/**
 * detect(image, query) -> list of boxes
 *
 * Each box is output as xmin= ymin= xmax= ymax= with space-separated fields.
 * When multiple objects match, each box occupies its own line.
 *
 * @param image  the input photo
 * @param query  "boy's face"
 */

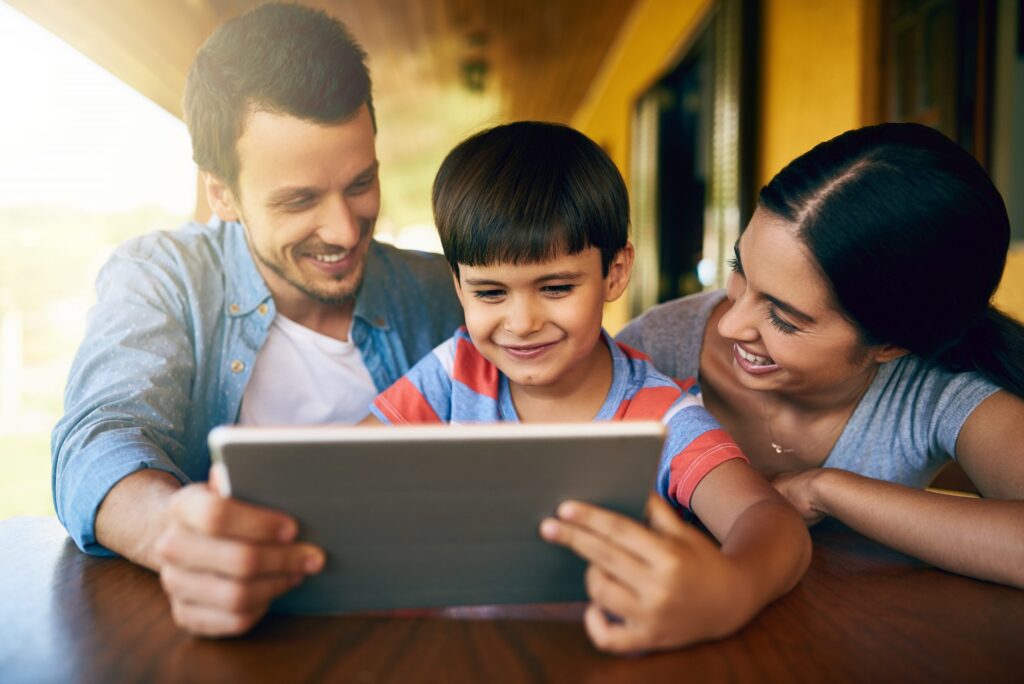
xmin=454 ymin=245 xmax=632 ymax=394
xmin=205 ymin=105 xmax=380 ymax=311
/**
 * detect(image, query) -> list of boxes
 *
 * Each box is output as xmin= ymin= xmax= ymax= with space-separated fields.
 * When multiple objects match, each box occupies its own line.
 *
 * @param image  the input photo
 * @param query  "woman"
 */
xmin=615 ymin=122 xmax=1024 ymax=588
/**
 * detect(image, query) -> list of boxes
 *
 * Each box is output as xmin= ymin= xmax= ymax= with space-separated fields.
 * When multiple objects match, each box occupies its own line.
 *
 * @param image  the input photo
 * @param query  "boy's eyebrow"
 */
xmin=462 ymin=271 xmax=586 ymax=287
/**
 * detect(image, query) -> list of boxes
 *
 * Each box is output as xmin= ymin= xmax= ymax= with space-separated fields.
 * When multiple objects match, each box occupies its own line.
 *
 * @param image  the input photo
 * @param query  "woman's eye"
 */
xmin=727 ymin=257 xmax=744 ymax=275
xmin=472 ymin=289 xmax=505 ymax=301
xmin=542 ymin=284 xmax=575 ymax=297
xmin=767 ymin=306 xmax=798 ymax=334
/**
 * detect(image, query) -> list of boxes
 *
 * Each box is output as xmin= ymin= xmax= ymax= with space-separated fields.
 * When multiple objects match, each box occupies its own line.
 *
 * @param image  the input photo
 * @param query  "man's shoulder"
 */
xmin=112 ymin=219 xmax=235 ymax=269
xmin=369 ymin=241 xmax=451 ymax=285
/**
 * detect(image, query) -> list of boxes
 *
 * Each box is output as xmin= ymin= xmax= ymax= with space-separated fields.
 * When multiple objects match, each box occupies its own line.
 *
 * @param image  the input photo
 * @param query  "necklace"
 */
xmin=761 ymin=394 xmax=847 ymax=456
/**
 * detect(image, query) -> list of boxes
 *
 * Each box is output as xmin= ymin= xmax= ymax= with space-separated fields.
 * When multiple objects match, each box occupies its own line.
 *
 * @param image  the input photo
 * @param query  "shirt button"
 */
xmin=258 ymin=303 xmax=269 ymax=315
xmin=229 ymin=303 xmax=240 ymax=314
xmin=230 ymin=359 xmax=245 ymax=373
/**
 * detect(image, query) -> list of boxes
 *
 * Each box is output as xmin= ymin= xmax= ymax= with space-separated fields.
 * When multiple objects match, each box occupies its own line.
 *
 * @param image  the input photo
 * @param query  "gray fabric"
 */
xmin=617 ymin=290 xmax=1002 ymax=488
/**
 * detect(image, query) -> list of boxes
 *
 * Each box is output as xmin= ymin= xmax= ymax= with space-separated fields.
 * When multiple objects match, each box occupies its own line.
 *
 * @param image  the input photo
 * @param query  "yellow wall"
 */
xmin=577 ymin=0 xmax=1024 ymax=325
xmin=758 ymin=0 xmax=868 ymax=183
xmin=573 ymin=0 xmax=712 ymax=331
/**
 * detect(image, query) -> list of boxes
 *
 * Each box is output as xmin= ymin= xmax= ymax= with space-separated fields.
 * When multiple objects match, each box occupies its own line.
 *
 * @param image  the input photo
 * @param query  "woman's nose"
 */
xmin=717 ymin=274 xmax=759 ymax=342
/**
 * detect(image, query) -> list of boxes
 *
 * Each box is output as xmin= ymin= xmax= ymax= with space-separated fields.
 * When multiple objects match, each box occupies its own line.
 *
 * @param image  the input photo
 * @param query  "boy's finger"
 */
xmin=584 ymin=564 xmax=640 ymax=616
xmin=555 ymin=499 xmax=667 ymax=560
xmin=583 ymin=603 xmax=646 ymax=655
xmin=540 ymin=517 xmax=647 ymax=582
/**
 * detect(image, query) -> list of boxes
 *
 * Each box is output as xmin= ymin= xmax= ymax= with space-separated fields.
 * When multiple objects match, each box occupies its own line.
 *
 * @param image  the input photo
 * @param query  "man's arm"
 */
xmin=97 ymin=467 xmax=325 ymax=635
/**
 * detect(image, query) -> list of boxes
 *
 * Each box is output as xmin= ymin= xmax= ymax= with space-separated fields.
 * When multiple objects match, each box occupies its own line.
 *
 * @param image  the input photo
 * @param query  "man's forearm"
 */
xmin=94 ymin=469 xmax=182 ymax=571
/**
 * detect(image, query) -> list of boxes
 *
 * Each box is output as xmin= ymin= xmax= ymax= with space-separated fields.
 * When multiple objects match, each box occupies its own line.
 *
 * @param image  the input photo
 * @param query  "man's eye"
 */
xmin=542 ymin=284 xmax=575 ymax=296
xmin=472 ymin=289 xmax=505 ymax=301
xmin=282 ymin=196 xmax=314 ymax=210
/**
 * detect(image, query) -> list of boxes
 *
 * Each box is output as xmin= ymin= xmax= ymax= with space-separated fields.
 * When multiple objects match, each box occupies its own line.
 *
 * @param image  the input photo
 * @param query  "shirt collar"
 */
xmin=221 ymin=218 xmax=272 ymax=316
xmin=351 ymin=241 xmax=392 ymax=331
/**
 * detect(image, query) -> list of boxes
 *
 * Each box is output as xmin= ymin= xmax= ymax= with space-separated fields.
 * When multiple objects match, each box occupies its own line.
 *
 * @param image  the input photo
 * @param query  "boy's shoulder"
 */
xmin=610 ymin=338 xmax=704 ymax=423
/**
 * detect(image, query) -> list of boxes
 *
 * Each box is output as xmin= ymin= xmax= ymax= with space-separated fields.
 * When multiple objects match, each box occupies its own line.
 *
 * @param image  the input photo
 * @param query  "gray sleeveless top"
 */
xmin=616 ymin=290 xmax=1001 ymax=488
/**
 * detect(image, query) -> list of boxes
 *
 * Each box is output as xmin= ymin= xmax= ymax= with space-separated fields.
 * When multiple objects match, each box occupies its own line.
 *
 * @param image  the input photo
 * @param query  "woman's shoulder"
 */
xmin=616 ymin=290 xmax=726 ymax=379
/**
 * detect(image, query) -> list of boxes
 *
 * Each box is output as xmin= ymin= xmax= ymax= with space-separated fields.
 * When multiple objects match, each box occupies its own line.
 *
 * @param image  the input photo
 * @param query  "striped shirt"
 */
xmin=371 ymin=327 xmax=747 ymax=510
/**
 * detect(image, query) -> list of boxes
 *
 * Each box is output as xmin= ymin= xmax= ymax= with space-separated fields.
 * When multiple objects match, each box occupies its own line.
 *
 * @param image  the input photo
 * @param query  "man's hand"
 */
xmin=540 ymin=494 xmax=749 ymax=654
xmin=153 ymin=466 xmax=325 ymax=636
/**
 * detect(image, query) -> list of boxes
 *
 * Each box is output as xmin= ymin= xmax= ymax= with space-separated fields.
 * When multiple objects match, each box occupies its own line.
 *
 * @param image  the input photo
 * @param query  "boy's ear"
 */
xmin=604 ymin=242 xmax=634 ymax=303
xmin=203 ymin=171 xmax=241 ymax=222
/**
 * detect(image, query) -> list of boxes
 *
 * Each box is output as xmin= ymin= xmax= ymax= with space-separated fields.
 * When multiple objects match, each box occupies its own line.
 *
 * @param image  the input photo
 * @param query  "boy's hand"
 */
xmin=771 ymin=469 xmax=829 ymax=526
xmin=540 ymin=494 xmax=748 ymax=654
xmin=154 ymin=466 xmax=325 ymax=636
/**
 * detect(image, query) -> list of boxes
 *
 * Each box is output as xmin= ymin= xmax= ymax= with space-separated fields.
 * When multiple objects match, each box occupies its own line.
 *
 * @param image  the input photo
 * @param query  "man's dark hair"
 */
xmin=432 ymin=121 xmax=629 ymax=278
xmin=183 ymin=3 xmax=374 ymax=188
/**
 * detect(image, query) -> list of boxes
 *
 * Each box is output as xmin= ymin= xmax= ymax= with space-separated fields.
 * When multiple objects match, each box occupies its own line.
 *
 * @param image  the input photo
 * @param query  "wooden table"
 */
xmin=1 ymin=516 xmax=1022 ymax=683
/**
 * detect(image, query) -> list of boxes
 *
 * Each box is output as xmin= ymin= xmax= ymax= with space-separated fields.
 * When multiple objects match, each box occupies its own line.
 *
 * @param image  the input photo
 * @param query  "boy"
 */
xmin=367 ymin=122 xmax=811 ymax=653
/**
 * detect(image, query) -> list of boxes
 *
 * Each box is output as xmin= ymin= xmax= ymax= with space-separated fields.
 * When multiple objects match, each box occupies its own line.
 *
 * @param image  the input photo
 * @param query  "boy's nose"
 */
xmin=503 ymin=299 xmax=543 ymax=338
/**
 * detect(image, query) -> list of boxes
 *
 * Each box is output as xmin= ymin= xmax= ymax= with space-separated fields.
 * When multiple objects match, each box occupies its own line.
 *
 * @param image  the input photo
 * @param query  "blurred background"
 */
xmin=2 ymin=0 xmax=1022 ymax=519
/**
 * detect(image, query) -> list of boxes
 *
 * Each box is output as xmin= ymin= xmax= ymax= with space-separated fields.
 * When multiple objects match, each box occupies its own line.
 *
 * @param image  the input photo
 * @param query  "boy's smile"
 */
xmin=455 ymin=245 xmax=633 ymax=418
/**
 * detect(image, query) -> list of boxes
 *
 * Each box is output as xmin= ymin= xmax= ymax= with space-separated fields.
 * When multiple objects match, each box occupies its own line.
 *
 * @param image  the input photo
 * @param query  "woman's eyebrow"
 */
xmin=735 ymin=237 xmax=817 ymax=324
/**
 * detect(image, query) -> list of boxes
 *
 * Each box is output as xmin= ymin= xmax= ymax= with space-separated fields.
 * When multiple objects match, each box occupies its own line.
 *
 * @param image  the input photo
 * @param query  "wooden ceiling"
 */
xmin=6 ymin=0 xmax=638 ymax=225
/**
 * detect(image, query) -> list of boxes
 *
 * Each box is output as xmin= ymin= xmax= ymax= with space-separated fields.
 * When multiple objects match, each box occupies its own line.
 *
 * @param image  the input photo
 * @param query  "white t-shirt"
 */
xmin=238 ymin=313 xmax=378 ymax=425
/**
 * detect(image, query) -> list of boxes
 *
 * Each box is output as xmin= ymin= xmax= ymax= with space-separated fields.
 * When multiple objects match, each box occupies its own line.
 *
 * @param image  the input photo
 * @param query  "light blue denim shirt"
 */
xmin=52 ymin=218 xmax=463 ymax=555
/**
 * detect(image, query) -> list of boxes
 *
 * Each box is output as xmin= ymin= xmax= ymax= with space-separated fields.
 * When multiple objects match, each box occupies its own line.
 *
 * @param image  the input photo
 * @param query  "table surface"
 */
xmin=1 ymin=516 xmax=1022 ymax=684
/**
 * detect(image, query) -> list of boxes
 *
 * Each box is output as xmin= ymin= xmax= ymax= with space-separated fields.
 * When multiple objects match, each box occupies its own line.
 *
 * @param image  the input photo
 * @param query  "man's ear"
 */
xmin=451 ymin=271 xmax=464 ymax=307
xmin=604 ymin=242 xmax=635 ymax=303
xmin=203 ymin=171 xmax=241 ymax=222
xmin=871 ymin=344 xmax=910 ymax=364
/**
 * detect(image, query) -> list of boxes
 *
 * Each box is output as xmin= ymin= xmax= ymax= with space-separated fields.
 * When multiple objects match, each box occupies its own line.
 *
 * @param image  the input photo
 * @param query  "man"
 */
xmin=51 ymin=3 xmax=462 ymax=636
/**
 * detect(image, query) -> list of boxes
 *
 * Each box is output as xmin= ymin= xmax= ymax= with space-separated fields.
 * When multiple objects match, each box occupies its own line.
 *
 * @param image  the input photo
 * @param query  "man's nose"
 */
xmin=316 ymin=195 xmax=362 ymax=248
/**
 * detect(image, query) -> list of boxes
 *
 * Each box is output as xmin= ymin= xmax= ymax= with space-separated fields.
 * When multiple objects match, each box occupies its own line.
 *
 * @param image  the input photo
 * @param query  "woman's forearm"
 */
xmin=812 ymin=469 xmax=1024 ymax=588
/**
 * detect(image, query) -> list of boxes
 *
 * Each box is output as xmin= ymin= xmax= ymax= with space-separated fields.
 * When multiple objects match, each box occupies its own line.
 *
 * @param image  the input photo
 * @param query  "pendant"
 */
xmin=771 ymin=441 xmax=794 ymax=454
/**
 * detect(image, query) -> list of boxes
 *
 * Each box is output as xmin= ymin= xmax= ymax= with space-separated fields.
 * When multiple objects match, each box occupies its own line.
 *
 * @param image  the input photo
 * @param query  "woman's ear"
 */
xmin=871 ymin=344 xmax=910 ymax=364
xmin=604 ymin=242 xmax=635 ymax=303
xmin=203 ymin=172 xmax=241 ymax=222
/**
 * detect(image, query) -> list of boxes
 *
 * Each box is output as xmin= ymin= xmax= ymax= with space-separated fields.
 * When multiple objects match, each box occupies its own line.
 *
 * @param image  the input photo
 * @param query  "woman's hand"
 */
xmin=771 ymin=469 xmax=830 ymax=526
xmin=540 ymin=493 xmax=750 ymax=654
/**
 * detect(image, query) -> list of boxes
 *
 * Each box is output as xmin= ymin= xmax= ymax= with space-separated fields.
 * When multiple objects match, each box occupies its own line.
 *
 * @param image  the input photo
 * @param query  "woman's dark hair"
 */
xmin=759 ymin=122 xmax=1024 ymax=396
xmin=184 ymin=3 xmax=374 ymax=189
xmin=432 ymin=121 xmax=629 ymax=277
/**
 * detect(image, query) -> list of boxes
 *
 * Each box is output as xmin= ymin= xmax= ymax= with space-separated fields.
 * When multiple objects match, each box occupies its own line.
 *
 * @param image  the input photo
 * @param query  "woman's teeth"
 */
xmin=737 ymin=345 xmax=774 ymax=366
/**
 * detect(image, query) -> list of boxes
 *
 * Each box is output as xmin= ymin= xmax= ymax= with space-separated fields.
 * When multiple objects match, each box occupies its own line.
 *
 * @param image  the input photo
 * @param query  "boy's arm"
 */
xmin=540 ymin=460 xmax=810 ymax=653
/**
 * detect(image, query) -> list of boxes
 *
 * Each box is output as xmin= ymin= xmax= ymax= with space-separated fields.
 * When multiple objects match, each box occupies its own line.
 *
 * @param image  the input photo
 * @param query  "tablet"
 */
xmin=208 ymin=422 xmax=665 ymax=614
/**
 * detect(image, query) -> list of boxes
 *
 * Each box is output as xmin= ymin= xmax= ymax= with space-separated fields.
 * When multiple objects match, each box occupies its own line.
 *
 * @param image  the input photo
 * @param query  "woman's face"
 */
xmin=717 ymin=207 xmax=889 ymax=397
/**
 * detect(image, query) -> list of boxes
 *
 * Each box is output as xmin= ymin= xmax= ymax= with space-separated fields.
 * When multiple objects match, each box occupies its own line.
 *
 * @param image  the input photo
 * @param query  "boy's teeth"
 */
xmin=314 ymin=253 xmax=344 ymax=263
xmin=737 ymin=345 xmax=773 ymax=366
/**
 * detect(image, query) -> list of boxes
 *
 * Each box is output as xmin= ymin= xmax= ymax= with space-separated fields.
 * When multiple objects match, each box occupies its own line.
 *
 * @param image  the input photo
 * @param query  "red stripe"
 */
xmin=675 ymin=376 xmax=697 ymax=392
xmin=670 ymin=428 xmax=748 ymax=508
xmin=372 ymin=377 xmax=442 ymax=425
xmin=615 ymin=386 xmax=682 ymax=420
xmin=452 ymin=336 xmax=500 ymax=400
xmin=615 ymin=342 xmax=652 ymax=362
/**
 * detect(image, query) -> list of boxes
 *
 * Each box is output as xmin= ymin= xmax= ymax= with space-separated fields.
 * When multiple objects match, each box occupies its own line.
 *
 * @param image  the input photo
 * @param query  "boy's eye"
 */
xmin=472 ymin=289 xmax=505 ymax=301
xmin=541 ymin=284 xmax=575 ymax=297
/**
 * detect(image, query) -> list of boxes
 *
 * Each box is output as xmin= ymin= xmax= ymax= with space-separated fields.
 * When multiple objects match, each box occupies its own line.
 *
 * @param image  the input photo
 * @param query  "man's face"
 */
xmin=216 ymin=105 xmax=380 ymax=308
